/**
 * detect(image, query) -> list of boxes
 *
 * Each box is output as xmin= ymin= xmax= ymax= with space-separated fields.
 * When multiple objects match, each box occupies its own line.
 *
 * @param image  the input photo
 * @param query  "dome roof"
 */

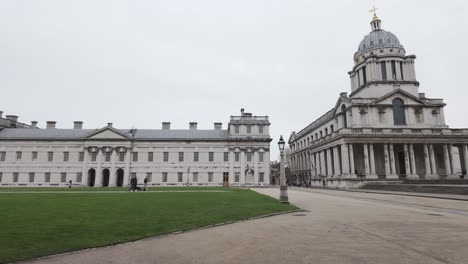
xmin=358 ymin=29 xmax=404 ymax=53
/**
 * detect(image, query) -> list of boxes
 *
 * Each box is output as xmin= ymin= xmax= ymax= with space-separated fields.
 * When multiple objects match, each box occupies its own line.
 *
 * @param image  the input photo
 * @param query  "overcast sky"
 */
xmin=1 ymin=0 xmax=467 ymax=160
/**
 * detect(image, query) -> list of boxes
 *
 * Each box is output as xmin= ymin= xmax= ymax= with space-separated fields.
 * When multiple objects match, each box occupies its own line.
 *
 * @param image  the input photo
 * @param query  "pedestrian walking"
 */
xmin=144 ymin=176 xmax=148 ymax=191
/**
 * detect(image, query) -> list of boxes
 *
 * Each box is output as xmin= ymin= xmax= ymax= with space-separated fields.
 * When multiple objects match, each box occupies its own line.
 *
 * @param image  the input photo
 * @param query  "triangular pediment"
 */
xmin=332 ymin=94 xmax=353 ymax=115
xmin=372 ymin=89 xmax=427 ymax=106
xmin=86 ymin=127 xmax=132 ymax=140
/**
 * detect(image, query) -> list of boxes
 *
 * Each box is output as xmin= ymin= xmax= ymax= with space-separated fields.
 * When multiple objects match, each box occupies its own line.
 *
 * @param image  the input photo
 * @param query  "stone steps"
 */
xmin=360 ymin=183 xmax=468 ymax=195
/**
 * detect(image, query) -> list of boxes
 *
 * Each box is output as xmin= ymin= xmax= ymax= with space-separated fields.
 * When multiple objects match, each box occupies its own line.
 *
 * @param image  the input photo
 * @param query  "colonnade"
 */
xmin=291 ymin=143 xmax=467 ymax=180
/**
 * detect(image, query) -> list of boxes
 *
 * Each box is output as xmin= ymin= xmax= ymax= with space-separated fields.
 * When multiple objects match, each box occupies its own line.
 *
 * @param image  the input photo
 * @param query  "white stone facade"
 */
xmin=0 ymin=109 xmax=271 ymax=187
xmin=288 ymin=14 xmax=468 ymax=187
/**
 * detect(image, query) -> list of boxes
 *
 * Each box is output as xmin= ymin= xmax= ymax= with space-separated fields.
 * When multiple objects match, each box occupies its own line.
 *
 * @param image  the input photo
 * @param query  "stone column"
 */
xmin=253 ymin=151 xmax=259 ymax=184
xmin=384 ymin=144 xmax=391 ymax=177
xmin=464 ymin=145 xmax=468 ymax=176
xmin=341 ymin=144 xmax=350 ymax=177
xmin=95 ymin=148 xmax=103 ymax=187
xmin=109 ymin=149 xmax=117 ymax=187
xmin=443 ymin=145 xmax=451 ymax=177
xmin=395 ymin=61 xmax=402 ymax=80
xmin=320 ymin=151 xmax=326 ymax=176
xmin=349 ymin=144 xmax=355 ymax=177
xmin=368 ymin=144 xmax=377 ymax=179
xmin=123 ymin=149 xmax=131 ymax=186
xmin=403 ymin=144 xmax=411 ymax=177
xmin=326 ymin=148 xmax=333 ymax=177
xmin=229 ymin=151 xmax=234 ymax=185
xmin=449 ymin=145 xmax=462 ymax=179
xmin=264 ymin=151 xmax=270 ymax=185
xmin=423 ymin=144 xmax=433 ymax=179
xmin=363 ymin=144 xmax=370 ymax=176
xmin=389 ymin=144 xmax=397 ymax=176
xmin=429 ymin=144 xmax=438 ymax=178
xmin=333 ymin=147 xmax=341 ymax=176
xmin=386 ymin=61 xmax=393 ymax=80
xmin=240 ymin=151 xmax=246 ymax=185
xmin=82 ymin=148 xmax=89 ymax=186
xmin=408 ymin=144 xmax=418 ymax=179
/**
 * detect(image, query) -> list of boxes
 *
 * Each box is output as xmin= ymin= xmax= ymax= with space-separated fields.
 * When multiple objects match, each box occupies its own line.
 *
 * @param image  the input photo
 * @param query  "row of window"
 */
xmin=0 ymin=172 xmax=81 ymax=183
xmin=0 ymin=151 xmax=84 ymax=162
xmin=0 ymin=172 xmax=266 ymax=183
xmin=129 ymin=172 xmax=265 ymax=183
xmin=233 ymin=125 xmax=265 ymax=134
xmin=294 ymin=124 xmax=335 ymax=151
xmin=0 ymin=151 xmax=266 ymax=163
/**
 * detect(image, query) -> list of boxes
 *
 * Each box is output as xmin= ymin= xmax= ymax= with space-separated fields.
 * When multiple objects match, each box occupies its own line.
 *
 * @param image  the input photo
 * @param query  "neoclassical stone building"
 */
xmin=289 ymin=13 xmax=468 ymax=188
xmin=0 ymin=109 xmax=271 ymax=187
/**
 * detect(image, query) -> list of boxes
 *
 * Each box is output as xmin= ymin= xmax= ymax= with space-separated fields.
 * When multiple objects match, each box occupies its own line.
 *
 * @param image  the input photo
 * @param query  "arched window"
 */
xmin=341 ymin=105 xmax=347 ymax=128
xmin=392 ymin=98 xmax=406 ymax=125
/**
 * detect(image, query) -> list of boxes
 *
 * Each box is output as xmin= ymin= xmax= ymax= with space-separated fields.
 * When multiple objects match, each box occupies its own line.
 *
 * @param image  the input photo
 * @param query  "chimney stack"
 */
xmin=189 ymin=122 xmax=198 ymax=130
xmin=0 ymin=111 xmax=3 ymax=118
xmin=6 ymin=115 xmax=18 ymax=123
xmin=162 ymin=122 xmax=171 ymax=130
xmin=107 ymin=122 xmax=113 ymax=128
xmin=214 ymin=122 xmax=222 ymax=130
xmin=46 ymin=121 xmax=56 ymax=129
xmin=241 ymin=108 xmax=245 ymax=116
xmin=31 ymin=121 xmax=38 ymax=128
xmin=73 ymin=121 xmax=83 ymax=129
xmin=419 ymin=93 xmax=426 ymax=99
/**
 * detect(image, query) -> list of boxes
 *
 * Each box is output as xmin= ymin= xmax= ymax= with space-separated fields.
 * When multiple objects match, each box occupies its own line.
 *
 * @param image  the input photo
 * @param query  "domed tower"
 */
xmin=348 ymin=12 xmax=419 ymax=98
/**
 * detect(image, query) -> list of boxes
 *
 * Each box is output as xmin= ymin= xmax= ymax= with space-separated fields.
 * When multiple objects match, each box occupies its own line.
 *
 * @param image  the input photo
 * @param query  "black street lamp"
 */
xmin=278 ymin=136 xmax=289 ymax=203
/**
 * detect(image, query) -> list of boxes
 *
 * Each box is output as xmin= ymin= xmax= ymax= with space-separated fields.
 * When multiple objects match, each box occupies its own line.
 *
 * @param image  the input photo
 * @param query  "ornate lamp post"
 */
xmin=278 ymin=136 xmax=289 ymax=203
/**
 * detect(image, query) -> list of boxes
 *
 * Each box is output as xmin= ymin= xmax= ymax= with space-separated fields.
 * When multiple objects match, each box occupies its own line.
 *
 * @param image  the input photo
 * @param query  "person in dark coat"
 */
xmin=130 ymin=177 xmax=137 ymax=191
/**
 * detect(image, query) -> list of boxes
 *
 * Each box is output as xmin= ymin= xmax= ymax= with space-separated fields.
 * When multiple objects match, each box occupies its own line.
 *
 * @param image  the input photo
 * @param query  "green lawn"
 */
xmin=0 ymin=188 xmax=296 ymax=263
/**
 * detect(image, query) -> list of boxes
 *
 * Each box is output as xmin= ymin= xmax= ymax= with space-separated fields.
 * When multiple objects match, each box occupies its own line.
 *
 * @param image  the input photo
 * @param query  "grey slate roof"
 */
xmin=0 ymin=129 xmax=94 ymax=139
xmin=134 ymin=129 xmax=229 ymax=140
xmin=358 ymin=29 xmax=404 ymax=53
xmin=0 ymin=128 xmax=229 ymax=140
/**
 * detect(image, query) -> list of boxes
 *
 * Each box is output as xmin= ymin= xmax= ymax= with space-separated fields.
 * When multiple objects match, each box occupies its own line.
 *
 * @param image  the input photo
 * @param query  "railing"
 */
xmin=230 ymin=115 xmax=269 ymax=121
xmin=339 ymin=128 xmax=468 ymax=135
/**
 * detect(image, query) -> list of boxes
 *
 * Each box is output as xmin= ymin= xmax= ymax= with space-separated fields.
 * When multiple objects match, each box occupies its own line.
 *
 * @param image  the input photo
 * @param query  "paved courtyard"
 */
xmin=24 ymin=188 xmax=468 ymax=264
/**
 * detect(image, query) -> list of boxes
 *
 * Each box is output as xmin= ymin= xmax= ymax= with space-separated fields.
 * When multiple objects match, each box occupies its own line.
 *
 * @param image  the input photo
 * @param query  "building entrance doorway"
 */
xmin=102 ymin=169 xmax=110 ymax=187
xmin=88 ymin=169 xmax=96 ymax=187
xmin=223 ymin=172 xmax=229 ymax=187
xmin=116 ymin=169 xmax=124 ymax=187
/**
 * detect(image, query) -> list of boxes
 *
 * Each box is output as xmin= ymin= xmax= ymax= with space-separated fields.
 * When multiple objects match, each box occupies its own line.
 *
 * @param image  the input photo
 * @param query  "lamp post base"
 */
xmin=279 ymin=185 xmax=289 ymax=203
